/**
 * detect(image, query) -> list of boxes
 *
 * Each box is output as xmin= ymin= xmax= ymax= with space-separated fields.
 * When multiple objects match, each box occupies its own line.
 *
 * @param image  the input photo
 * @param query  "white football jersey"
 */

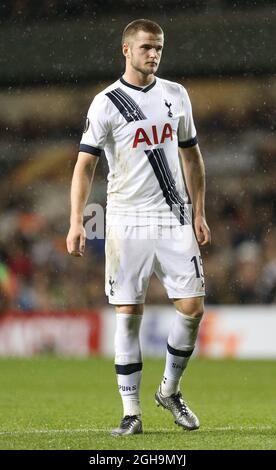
xmin=80 ymin=76 xmax=197 ymax=226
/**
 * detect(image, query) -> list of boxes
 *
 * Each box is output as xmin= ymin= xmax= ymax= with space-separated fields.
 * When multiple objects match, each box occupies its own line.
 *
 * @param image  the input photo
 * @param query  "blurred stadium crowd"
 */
xmin=0 ymin=76 xmax=275 ymax=313
xmin=2 ymin=0 xmax=273 ymax=21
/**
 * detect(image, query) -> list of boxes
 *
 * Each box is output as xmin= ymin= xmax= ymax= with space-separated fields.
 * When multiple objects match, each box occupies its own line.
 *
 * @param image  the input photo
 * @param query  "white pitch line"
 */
xmin=0 ymin=425 xmax=273 ymax=436
xmin=0 ymin=428 xmax=107 ymax=436
xmin=203 ymin=425 xmax=273 ymax=431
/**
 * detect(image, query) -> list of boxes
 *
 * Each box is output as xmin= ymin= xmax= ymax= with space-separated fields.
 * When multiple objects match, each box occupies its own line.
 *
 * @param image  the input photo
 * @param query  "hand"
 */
xmin=66 ymin=223 xmax=86 ymax=257
xmin=194 ymin=215 xmax=211 ymax=246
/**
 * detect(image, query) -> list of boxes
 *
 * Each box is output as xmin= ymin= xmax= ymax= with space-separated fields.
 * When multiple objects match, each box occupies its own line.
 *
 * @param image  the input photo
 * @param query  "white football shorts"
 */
xmin=105 ymin=225 xmax=205 ymax=304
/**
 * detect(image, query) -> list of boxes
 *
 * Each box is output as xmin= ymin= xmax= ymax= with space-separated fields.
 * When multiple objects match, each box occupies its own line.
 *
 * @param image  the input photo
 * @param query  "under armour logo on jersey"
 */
xmin=109 ymin=277 xmax=115 ymax=296
xmin=106 ymin=88 xmax=147 ymax=122
xmin=126 ymin=109 xmax=139 ymax=119
xmin=164 ymin=99 xmax=173 ymax=117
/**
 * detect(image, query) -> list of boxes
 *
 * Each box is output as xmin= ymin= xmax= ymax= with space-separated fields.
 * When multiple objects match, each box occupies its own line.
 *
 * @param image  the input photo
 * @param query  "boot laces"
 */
xmin=171 ymin=392 xmax=189 ymax=416
xmin=120 ymin=415 xmax=139 ymax=429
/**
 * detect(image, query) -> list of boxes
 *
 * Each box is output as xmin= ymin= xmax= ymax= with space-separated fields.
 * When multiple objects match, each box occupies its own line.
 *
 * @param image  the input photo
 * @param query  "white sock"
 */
xmin=161 ymin=310 xmax=202 ymax=397
xmin=114 ymin=313 xmax=143 ymax=416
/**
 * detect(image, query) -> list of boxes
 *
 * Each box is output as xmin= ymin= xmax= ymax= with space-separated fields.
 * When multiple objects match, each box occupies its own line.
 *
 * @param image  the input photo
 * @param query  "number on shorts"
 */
xmin=191 ymin=255 xmax=201 ymax=278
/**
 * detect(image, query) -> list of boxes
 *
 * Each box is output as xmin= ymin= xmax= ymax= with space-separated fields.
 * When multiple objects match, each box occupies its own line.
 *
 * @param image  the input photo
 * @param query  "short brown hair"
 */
xmin=122 ymin=19 xmax=163 ymax=46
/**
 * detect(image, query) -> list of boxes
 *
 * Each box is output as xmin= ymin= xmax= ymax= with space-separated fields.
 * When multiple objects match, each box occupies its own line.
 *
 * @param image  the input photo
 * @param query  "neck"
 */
xmin=122 ymin=69 xmax=155 ymax=88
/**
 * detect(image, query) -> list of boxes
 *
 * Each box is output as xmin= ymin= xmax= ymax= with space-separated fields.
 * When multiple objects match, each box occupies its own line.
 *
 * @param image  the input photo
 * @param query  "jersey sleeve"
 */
xmin=79 ymin=94 xmax=110 ymax=156
xmin=177 ymin=86 xmax=198 ymax=148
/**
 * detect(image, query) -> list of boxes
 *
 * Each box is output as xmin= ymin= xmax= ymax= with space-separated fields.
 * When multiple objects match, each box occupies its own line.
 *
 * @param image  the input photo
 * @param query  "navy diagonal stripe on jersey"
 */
xmin=153 ymin=148 xmax=189 ymax=224
xmin=145 ymin=149 xmax=187 ymax=224
xmin=155 ymin=147 xmax=192 ymax=213
xmin=115 ymin=88 xmax=146 ymax=120
xmin=168 ymin=146 xmax=192 ymax=204
xmin=145 ymin=149 xmax=191 ymax=225
xmin=105 ymin=91 xmax=133 ymax=122
xmin=112 ymin=88 xmax=145 ymax=121
xmin=155 ymin=148 xmax=185 ymax=207
xmin=106 ymin=88 xmax=146 ymax=122
xmin=156 ymin=154 xmax=186 ymax=218
xmin=156 ymin=147 xmax=192 ymax=217
xmin=148 ymin=152 xmax=185 ymax=225
xmin=156 ymin=149 xmax=191 ymax=223
xmin=145 ymin=149 xmax=184 ymax=224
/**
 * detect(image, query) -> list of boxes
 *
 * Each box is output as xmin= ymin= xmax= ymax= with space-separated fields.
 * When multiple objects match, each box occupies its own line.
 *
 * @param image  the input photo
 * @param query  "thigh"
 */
xmin=155 ymin=225 xmax=205 ymax=299
xmin=105 ymin=226 xmax=155 ymax=304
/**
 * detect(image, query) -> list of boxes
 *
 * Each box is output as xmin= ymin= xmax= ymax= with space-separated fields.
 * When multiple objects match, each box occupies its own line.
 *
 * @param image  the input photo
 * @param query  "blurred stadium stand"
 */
xmin=0 ymin=1 xmax=275 ymax=313
xmin=1 ymin=1 xmax=276 ymax=84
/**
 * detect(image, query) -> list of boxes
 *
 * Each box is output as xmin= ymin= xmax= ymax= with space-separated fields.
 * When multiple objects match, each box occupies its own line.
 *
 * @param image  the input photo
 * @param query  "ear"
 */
xmin=122 ymin=42 xmax=130 ymax=58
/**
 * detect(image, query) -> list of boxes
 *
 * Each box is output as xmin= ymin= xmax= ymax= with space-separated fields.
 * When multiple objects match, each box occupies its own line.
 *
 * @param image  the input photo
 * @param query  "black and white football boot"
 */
xmin=155 ymin=386 xmax=199 ymax=430
xmin=111 ymin=415 xmax=143 ymax=436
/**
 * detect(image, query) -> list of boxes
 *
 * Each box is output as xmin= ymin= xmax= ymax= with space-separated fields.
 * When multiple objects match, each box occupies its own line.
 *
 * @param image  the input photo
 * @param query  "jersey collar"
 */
xmin=120 ymin=76 xmax=156 ymax=93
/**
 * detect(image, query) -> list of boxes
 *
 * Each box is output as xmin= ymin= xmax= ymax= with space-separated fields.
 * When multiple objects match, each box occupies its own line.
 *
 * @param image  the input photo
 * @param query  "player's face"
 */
xmin=127 ymin=31 xmax=164 ymax=76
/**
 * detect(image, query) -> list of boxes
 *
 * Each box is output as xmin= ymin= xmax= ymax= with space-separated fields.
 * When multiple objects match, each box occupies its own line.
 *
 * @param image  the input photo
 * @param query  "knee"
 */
xmin=174 ymin=297 xmax=204 ymax=318
xmin=115 ymin=304 xmax=144 ymax=315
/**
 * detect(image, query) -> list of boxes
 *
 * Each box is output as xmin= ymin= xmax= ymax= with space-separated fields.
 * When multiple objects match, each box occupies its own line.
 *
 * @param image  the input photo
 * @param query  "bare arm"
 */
xmin=179 ymin=144 xmax=211 ymax=246
xmin=66 ymin=152 xmax=98 ymax=256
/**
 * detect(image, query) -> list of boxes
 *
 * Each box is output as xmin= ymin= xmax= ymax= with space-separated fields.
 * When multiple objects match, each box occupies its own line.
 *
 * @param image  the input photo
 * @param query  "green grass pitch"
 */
xmin=0 ymin=357 xmax=275 ymax=450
